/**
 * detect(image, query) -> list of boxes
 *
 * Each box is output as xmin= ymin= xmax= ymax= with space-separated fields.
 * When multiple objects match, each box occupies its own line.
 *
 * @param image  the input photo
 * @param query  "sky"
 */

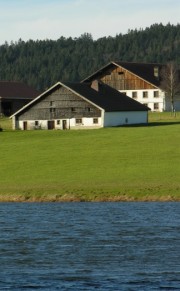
xmin=0 ymin=0 xmax=179 ymax=45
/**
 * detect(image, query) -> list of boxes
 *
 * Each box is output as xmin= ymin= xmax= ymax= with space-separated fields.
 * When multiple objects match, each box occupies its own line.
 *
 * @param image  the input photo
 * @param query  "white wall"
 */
xmin=17 ymin=117 xmax=103 ymax=130
xmin=120 ymin=90 xmax=180 ymax=112
xmin=103 ymin=111 xmax=148 ymax=127
xmin=120 ymin=89 xmax=165 ymax=112
xmin=69 ymin=117 xmax=102 ymax=129
xmin=15 ymin=110 xmax=149 ymax=130
xmin=18 ymin=120 xmax=48 ymax=130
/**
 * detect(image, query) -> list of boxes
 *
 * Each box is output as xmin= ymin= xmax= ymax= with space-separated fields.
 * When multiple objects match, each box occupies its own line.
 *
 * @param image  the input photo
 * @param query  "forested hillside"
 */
xmin=0 ymin=23 xmax=179 ymax=91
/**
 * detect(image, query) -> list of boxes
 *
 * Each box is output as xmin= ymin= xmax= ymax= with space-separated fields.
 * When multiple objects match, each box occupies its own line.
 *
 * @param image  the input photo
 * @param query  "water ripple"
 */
xmin=0 ymin=202 xmax=179 ymax=290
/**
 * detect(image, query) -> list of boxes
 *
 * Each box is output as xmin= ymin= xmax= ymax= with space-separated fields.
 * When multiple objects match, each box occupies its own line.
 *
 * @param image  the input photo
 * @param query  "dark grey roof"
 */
xmin=11 ymin=80 xmax=149 ymax=117
xmin=0 ymin=81 xmax=39 ymax=99
xmin=64 ymin=81 xmax=149 ymax=112
xmin=82 ymin=61 xmax=165 ymax=87
xmin=115 ymin=61 xmax=164 ymax=87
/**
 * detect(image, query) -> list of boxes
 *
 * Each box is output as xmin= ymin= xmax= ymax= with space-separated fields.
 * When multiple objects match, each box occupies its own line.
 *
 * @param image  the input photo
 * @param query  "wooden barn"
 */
xmin=82 ymin=61 xmax=180 ymax=112
xmin=0 ymin=81 xmax=39 ymax=116
xmin=11 ymin=80 xmax=149 ymax=130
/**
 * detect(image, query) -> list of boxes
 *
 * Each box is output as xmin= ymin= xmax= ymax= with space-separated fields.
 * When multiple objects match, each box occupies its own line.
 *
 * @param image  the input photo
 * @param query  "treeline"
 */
xmin=0 ymin=23 xmax=179 ymax=91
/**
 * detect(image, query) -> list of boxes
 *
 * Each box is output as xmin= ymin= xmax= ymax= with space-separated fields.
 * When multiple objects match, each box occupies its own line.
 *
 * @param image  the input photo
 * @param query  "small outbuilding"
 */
xmin=0 ymin=81 xmax=39 ymax=116
xmin=11 ymin=80 xmax=149 ymax=130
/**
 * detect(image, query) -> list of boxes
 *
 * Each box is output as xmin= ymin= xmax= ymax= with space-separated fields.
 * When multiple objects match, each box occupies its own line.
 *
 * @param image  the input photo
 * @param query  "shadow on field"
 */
xmin=120 ymin=121 xmax=180 ymax=128
xmin=148 ymin=121 xmax=180 ymax=127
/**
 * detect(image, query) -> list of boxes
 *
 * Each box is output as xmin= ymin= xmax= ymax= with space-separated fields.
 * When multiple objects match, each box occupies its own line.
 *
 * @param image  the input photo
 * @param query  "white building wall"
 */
xmin=17 ymin=117 xmax=103 ymax=130
xmin=69 ymin=117 xmax=103 ymax=129
xmin=18 ymin=120 xmax=48 ymax=130
xmin=12 ymin=116 xmax=16 ymax=130
xmin=15 ymin=111 xmax=148 ymax=130
xmin=120 ymin=89 xmax=165 ymax=112
xmin=104 ymin=111 xmax=148 ymax=127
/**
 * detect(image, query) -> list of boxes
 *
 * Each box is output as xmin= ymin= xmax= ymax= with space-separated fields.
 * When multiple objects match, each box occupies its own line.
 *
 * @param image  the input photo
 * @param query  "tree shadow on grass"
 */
xmin=148 ymin=121 xmax=180 ymax=127
xmin=120 ymin=121 xmax=180 ymax=128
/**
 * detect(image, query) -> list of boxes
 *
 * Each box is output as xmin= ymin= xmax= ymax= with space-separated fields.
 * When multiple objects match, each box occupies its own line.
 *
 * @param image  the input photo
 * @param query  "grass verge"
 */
xmin=0 ymin=113 xmax=180 ymax=202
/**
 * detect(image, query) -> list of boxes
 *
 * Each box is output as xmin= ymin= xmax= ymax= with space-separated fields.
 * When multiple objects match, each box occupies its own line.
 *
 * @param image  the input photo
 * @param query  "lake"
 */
xmin=0 ymin=202 xmax=179 ymax=290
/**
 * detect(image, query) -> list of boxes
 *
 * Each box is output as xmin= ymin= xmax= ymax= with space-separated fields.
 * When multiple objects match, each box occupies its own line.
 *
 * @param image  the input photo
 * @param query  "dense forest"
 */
xmin=0 ymin=23 xmax=179 ymax=91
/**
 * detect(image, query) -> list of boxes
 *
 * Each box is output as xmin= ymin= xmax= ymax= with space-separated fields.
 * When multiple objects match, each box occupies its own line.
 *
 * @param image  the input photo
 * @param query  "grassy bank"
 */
xmin=0 ymin=113 xmax=180 ymax=202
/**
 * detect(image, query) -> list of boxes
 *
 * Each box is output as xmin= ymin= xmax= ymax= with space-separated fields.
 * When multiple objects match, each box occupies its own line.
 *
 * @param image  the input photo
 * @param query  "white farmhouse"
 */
xmin=82 ymin=61 xmax=180 ymax=112
xmin=11 ymin=80 xmax=149 ymax=130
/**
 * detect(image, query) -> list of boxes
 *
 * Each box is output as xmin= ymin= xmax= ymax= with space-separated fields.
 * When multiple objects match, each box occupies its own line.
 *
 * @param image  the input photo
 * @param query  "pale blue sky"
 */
xmin=0 ymin=0 xmax=179 ymax=44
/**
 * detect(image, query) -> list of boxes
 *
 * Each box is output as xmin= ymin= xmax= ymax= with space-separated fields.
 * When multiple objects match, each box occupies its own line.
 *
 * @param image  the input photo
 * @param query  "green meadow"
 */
xmin=0 ymin=113 xmax=180 ymax=202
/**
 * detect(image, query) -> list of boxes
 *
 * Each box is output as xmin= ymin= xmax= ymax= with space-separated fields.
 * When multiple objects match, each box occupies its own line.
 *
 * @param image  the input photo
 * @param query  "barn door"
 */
xmin=23 ymin=121 xmax=27 ymax=130
xmin=62 ymin=120 xmax=67 ymax=130
xmin=48 ymin=120 xmax=55 ymax=130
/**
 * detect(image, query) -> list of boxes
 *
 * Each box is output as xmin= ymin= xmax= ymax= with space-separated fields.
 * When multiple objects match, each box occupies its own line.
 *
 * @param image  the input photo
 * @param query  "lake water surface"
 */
xmin=0 ymin=202 xmax=179 ymax=290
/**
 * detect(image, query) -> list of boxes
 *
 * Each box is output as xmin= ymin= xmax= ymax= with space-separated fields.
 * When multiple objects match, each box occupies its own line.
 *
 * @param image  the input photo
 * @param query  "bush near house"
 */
xmin=0 ymin=117 xmax=11 ymax=131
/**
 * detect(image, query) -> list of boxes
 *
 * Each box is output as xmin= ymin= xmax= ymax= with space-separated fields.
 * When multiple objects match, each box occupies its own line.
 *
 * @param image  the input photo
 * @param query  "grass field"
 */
xmin=0 ymin=113 xmax=180 ymax=201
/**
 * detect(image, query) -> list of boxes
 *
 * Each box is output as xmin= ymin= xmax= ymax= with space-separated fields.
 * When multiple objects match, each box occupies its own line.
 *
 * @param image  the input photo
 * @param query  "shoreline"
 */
xmin=0 ymin=194 xmax=179 ymax=202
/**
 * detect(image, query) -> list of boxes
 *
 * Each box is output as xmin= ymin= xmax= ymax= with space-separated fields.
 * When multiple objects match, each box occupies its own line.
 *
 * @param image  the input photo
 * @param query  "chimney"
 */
xmin=91 ymin=80 xmax=99 ymax=91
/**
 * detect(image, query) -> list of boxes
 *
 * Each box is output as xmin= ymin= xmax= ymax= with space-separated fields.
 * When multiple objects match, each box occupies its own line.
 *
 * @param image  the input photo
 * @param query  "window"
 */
xmin=132 ymin=91 xmax=137 ymax=98
xmin=50 ymin=101 xmax=54 ymax=106
xmin=87 ymin=107 xmax=93 ymax=112
xmin=143 ymin=103 xmax=148 ymax=107
xmin=153 ymin=91 xmax=159 ymax=98
xmin=93 ymin=118 xmax=98 ymax=124
xmin=35 ymin=121 xmax=39 ymax=126
xmin=57 ymin=120 xmax=60 ymax=125
xmin=50 ymin=108 xmax=55 ymax=113
xmin=154 ymin=66 xmax=159 ymax=78
xmin=76 ymin=118 xmax=82 ymax=124
xmin=143 ymin=91 xmax=148 ymax=98
xmin=71 ymin=107 xmax=76 ymax=112
xmin=154 ymin=103 xmax=159 ymax=110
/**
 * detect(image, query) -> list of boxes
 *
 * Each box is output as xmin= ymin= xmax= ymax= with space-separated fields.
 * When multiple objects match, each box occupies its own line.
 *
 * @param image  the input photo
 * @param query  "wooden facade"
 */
xmin=100 ymin=66 xmax=156 ymax=90
xmin=18 ymin=86 xmax=101 ymax=122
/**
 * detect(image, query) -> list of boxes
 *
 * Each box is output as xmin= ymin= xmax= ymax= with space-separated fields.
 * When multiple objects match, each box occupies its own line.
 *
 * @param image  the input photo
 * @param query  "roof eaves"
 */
xmin=82 ymin=60 xmax=160 ymax=88
xmin=10 ymin=81 xmax=104 ymax=118
xmin=112 ymin=61 xmax=160 ymax=88
xmin=10 ymin=82 xmax=62 ymax=118
xmin=81 ymin=61 xmax=114 ymax=82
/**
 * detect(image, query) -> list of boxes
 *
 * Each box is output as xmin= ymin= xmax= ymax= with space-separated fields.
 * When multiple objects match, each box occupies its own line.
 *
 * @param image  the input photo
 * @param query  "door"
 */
xmin=23 ymin=121 xmax=27 ymax=130
xmin=62 ymin=120 xmax=67 ymax=130
xmin=48 ymin=120 xmax=55 ymax=130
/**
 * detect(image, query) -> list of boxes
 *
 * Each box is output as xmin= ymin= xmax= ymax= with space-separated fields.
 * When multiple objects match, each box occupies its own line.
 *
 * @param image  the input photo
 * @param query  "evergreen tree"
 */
xmin=0 ymin=23 xmax=179 ymax=90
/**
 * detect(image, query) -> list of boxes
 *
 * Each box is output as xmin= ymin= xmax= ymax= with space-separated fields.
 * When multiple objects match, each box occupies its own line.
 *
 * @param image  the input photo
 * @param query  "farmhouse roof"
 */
xmin=11 ymin=81 xmax=149 ymax=118
xmin=64 ymin=81 xmax=149 ymax=112
xmin=0 ymin=81 xmax=39 ymax=99
xmin=82 ymin=61 xmax=165 ymax=88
